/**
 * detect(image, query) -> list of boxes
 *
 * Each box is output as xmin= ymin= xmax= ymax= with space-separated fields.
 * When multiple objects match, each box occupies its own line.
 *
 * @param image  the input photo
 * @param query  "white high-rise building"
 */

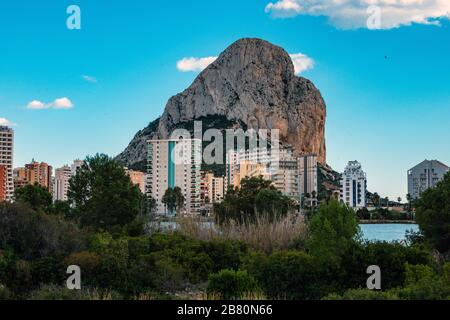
xmin=408 ymin=160 xmax=449 ymax=199
xmin=298 ymin=154 xmax=318 ymax=207
xmin=147 ymin=139 xmax=202 ymax=215
xmin=340 ymin=161 xmax=367 ymax=209
xmin=53 ymin=165 xmax=71 ymax=201
xmin=0 ymin=126 xmax=14 ymax=202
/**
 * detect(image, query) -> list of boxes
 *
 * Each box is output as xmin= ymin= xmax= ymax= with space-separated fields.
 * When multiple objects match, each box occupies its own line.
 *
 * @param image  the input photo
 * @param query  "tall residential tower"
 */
xmin=340 ymin=161 xmax=367 ymax=209
xmin=0 ymin=126 xmax=14 ymax=202
xmin=147 ymin=139 xmax=201 ymax=215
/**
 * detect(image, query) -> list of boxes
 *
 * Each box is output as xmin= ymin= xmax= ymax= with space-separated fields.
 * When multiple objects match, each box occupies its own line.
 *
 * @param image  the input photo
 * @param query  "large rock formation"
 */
xmin=117 ymin=38 xmax=327 ymax=167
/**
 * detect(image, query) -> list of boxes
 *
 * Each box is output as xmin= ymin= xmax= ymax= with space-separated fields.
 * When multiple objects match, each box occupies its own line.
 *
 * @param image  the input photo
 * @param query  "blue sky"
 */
xmin=1 ymin=0 xmax=449 ymax=200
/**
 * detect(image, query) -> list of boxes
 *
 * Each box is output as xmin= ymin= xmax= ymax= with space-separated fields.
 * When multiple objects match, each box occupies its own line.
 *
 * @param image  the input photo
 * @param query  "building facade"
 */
xmin=340 ymin=161 xmax=367 ymax=209
xmin=147 ymin=139 xmax=201 ymax=215
xmin=203 ymin=172 xmax=225 ymax=204
xmin=0 ymin=126 xmax=14 ymax=202
xmin=225 ymin=147 xmax=300 ymax=199
xmin=13 ymin=167 xmax=28 ymax=191
xmin=53 ymin=165 xmax=72 ymax=201
xmin=24 ymin=161 xmax=53 ymax=191
xmin=125 ymin=168 xmax=146 ymax=194
xmin=0 ymin=165 xmax=6 ymax=201
xmin=408 ymin=160 xmax=449 ymax=199
xmin=298 ymin=154 xmax=318 ymax=207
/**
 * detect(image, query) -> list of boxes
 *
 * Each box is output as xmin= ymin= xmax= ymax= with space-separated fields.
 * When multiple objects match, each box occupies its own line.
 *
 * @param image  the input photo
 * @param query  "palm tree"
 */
xmin=372 ymin=193 xmax=380 ymax=208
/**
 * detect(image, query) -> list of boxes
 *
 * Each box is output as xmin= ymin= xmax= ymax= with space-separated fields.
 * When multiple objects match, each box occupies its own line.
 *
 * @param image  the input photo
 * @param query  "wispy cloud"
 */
xmin=82 ymin=75 xmax=98 ymax=83
xmin=176 ymin=53 xmax=314 ymax=75
xmin=264 ymin=0 xmax=450 ymax=29
xmin=289 ymin=53 xmax=314 ymax=75
xmin=27 ymin=97 xmax=74 ymax=110
xmin=0 ymin=117 xmax=16 ymax=126
xmin=176 ymin=56 xmax=218 ymax=72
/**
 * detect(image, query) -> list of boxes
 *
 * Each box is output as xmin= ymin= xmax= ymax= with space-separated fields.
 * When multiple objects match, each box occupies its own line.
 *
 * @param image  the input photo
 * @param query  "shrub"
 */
xmin=28 ymin=285 xmax=122 ymax=300
xmin=415 ymin=172 xmax=450 ymax=253
xmin=0 ymin=284 xmax=11 ymax=300
xmin=250 ymin=251 xmax=320 ymax=300
xmin=207 ymin=269 xmax=260 ymax=300
xmin=323 ymin=289 xmax=399 ymax=300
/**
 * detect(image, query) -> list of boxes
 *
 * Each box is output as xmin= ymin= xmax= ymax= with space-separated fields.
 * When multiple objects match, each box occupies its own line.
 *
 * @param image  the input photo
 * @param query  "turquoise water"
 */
xmin=360 ymin=224 xmax=419 ymax=242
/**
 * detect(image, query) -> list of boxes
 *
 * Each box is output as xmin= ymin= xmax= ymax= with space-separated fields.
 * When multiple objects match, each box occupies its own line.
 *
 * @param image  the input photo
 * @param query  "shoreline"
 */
xmin=359 ymin=220 xmax=417 ymax=225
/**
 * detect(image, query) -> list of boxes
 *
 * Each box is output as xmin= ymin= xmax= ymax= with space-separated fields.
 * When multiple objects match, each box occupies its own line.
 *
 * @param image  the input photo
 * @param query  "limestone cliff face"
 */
xmin=117 ymin=38 xmax=327 ymax=167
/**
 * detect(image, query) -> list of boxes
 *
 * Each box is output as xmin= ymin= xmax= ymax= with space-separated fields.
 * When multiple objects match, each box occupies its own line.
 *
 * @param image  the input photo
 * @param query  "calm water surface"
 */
xmin=360 ymin=224 xmax=419 ymax=242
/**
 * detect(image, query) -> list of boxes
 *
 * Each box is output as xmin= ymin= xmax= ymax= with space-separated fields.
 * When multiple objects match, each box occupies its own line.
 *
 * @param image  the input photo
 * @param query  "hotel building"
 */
xmin=0 ymin=126 xmax=14 ymax=202
xmin=340 ymin=161 xmax=367 ymax=209
xmin=147 ymin=139 xmax=202 ymax=215
xmin=408 ymin=160 xmax=449 ymax=199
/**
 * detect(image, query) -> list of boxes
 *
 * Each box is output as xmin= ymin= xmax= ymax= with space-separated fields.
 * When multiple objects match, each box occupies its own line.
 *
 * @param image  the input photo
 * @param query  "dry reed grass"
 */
xmin=175 ymin=214 xmax=307 ymax=254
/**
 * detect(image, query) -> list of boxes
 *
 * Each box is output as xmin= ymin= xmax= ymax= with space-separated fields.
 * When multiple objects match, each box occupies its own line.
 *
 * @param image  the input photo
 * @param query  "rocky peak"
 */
xmin=117 ymin=38 xmax=327 ymax=167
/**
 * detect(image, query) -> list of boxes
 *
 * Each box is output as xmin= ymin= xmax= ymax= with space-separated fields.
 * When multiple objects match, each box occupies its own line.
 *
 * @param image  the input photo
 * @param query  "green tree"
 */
xmin=215 ymin=176 xmax=293 ymax=224
xmin=162 ymin=187 xmax=185 ymax=216
xmin=14 ymin=183 xmax=52 ymax=212
xmin=415 ymin=172 xmax=450 ymax=253
xmin=307 ymin=200 xmax=360 ymax=263
xmin=372 ymin=192 xmax=381 ymax=208
xmin=68 ymin=154 xmax=142 ymax=232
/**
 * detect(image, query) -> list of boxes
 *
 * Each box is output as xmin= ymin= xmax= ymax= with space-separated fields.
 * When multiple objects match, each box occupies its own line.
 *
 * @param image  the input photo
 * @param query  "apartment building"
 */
xmin=408 ymin=160 xmax=449 ymax=199
xmin=340 ymin=161 xmax=367 ymax=209
xmin=147 ymin=139 xmax=202 ymax=215
xmin=298 ymin=154 xmax=318 ymax=207
xmin=0 ymin=126 xmax=14 ymax=201
xmin=53 ymin=165 xmax=72 ymax=201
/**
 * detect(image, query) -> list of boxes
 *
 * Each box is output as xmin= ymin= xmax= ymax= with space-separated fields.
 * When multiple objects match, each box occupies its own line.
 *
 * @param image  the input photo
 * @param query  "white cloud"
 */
xmin=265 ymin=0 xmax=302 ymax=18
xmin=265 ymin=0 xmax=450 ymax=29
xmin=27 ymin=100 xmax=47 ymax=110
xmin=289 ymin=53 xmax=315 ymax=75
xmin=0 ymin=118 xmax=16 ymax=126
xmin=176 ymin=53 xmax=314 ymax=75
xmin=52 ymin=97 xmax=74 ymax=109
xmin=82 ymin=75 xmax=98 ymax=83
xmin=26 ymin=97 xmax=74 ymax=110
xmin=176 ymin=56 xmax=218 ymax=72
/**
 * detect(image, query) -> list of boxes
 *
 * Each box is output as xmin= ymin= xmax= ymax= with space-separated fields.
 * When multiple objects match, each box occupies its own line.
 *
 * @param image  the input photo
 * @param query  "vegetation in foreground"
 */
xmin=1 ymin=154 xmax=450 ymax=300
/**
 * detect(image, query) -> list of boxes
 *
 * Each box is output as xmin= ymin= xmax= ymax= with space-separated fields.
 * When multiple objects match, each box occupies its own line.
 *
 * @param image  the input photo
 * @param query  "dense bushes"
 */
xmin=324 ymin=263 xmax=450 ymax=300
xmin=207 ymin=269 xmax=260 ymax=300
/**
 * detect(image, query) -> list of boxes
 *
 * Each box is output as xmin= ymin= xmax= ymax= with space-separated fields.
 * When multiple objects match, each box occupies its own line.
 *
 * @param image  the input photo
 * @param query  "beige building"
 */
xmin=13 ymin=167 xmax=28 ymax=190
xmin=125 ymin=168 xmax=146 ymax=194
xmin=25 ymin=161 xmax=53 ymax=191
xmin=202 ymin=172 xmax=225 ymax=204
